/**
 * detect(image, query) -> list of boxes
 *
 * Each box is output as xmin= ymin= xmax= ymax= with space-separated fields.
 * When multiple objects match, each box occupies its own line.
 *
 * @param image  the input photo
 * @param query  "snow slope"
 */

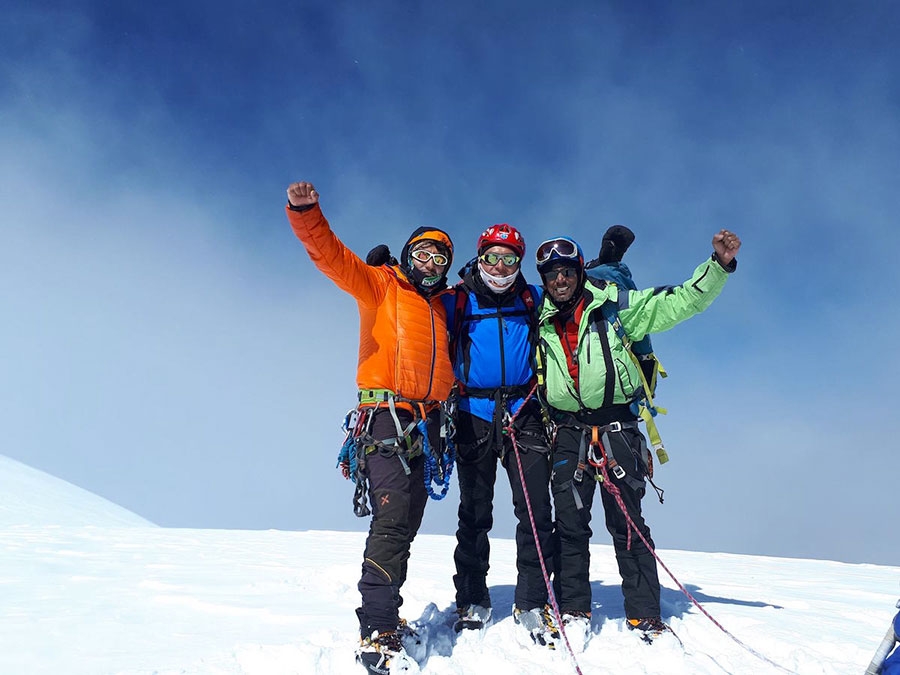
xmin=0 ymin=455 xmax=153 ymax=527
xmin=0 ymin=455 xmax=896 ymax=674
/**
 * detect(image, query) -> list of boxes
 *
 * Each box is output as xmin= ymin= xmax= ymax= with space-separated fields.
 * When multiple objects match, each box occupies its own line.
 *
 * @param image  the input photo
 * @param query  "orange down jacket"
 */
xmin=286 ymin=204 xmax=455 ymax=404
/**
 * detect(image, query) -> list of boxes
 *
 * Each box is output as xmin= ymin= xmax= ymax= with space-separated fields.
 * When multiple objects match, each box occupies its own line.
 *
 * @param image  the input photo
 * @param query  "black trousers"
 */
xmin=551 ymin=422 xmax=661 ymax=619
xmin=452 ymin=400 xmax=555 ymax=611
xmin=355 ymin=408 xmax=440 ymax=637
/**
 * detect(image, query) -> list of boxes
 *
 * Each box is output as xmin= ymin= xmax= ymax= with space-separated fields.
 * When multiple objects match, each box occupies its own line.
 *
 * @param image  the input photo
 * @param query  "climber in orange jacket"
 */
xmin=285 ymin=181 xmax=455 ymax=673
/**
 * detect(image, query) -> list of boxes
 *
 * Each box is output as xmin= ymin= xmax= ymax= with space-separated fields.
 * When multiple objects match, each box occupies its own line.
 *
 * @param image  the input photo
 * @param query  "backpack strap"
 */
xmin=449 ymin=285 xmax=470 ymax=363
xmin=599 ymin=295 xmax=670 ymax=465
xmin=519 ymin=284 xmax=537 ymax=314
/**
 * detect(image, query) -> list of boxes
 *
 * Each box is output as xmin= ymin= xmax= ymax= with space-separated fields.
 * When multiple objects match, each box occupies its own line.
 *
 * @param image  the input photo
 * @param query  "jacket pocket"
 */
xmin=613 ymin=356 xmax=637 ymax=400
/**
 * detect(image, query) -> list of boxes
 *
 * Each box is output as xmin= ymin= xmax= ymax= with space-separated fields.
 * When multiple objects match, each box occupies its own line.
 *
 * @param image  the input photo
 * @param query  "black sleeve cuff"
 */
xmin=711 ymin=252 xmax=737 ymax=273
xmin=288 ymin=202 xmax=317 ymax=213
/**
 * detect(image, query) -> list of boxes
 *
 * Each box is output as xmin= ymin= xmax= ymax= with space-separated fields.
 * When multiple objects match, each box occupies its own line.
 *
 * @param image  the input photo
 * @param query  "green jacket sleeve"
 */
xmin=617 ymin=256 xmax=732 ymax=341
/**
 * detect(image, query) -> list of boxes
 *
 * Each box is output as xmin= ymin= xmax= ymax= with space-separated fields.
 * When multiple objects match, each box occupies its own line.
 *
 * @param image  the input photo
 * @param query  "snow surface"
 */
xmin=1 ymin=454 xmax=897 ymax=674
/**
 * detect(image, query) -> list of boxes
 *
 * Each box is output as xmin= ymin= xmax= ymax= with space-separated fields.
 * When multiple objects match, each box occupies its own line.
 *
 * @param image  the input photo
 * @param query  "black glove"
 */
xmin=596 ymin=225 xmax=635 ymax=265
xmin=366 ymin=244 xmax=397 ymax=266
xmin=457 ymin=256 xmax=477 ymax=280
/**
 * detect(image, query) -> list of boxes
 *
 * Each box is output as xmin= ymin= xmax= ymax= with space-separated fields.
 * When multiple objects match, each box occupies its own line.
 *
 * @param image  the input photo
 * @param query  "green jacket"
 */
xmin=537 ymin=256 xmax=732 ymax=413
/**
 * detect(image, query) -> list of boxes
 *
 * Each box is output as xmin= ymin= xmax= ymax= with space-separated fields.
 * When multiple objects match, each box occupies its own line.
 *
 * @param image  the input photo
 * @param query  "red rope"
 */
xmin=595 ymin=460 xmax=795 ymax=673
xmin=505 ymin=385 xmax=584 ymax=675
xmin=588 ymin=436 xmax=633 ymax=551
xmin=506 ymin=392 xmax=793 ymax=673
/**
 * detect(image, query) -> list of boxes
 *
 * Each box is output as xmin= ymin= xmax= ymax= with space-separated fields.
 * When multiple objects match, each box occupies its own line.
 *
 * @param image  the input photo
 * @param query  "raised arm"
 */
xmin=617 ymin=230 xmax=741 ymax=340
xmin=285 ymin=182 xmax=385 ymax=307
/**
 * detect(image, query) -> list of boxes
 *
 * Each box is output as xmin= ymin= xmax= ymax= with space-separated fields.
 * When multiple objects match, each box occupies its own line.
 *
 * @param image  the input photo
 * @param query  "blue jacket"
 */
xmin=884 ymin=610 xmax=900 ymax=675
xmin=443 ymin=271 xmax=541 ymax=424
xmin=885 ymin=646 xmax=900 ymax=675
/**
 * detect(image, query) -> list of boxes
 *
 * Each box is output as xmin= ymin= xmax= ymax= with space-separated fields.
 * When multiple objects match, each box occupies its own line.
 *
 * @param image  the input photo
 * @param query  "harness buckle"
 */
xmin=612 ymin=464 xmax=626 ymax=480
xmin=574 ymin=460 xmax=585 ymax=483
xmin=605 ymin=421 xmax=622 ymax=433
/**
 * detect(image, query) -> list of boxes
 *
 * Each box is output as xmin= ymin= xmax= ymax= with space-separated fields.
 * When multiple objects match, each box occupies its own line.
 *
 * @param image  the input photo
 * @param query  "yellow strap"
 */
xmin=535 ymin=348 xmax=545 ymax=386
xmin=626 ymin=348 xmax=671 ymax=465
xmin=358 ymin=388 xmax=396 ymax=404
xmin=656 ymin=358 xmax=668 ymax=379
xmin=358 ymin=389 xmax=437 ymax=410
xmin=638 ymin=406 xmax=669 ymax=464
xmin=644 ymin=355 xmax=667 ymax=395
xmin=626 ymin=350 xmax=664 ymax=414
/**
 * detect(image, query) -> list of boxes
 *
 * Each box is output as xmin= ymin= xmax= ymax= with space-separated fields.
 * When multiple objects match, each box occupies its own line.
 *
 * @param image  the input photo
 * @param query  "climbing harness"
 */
xmin=335 ymin=389 xmax=456 ymax=516
xmin=559 ymin=418 xmax=664 ymax=508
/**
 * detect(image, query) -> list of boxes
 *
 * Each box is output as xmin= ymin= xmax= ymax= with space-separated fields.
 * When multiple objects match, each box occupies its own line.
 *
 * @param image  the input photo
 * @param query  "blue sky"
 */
xmin=2 ymin=1 xmax=899 ymax=566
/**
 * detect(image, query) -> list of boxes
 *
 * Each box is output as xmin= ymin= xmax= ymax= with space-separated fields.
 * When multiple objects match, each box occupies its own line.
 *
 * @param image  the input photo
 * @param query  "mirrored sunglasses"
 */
xmin=541 ymin=266 xmax=578 ymax=282
xmin=410 ymin=248 xmax=449 ymax=266
xmin=536 ymin=238 xmax=579 ymax=264
xmin=479 ymin=252 xmax=520 ymax=266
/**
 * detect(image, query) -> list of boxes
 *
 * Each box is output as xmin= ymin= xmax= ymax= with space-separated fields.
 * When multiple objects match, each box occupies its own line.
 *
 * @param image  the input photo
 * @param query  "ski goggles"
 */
xmin=410 ymin=248 xmax=450 ymax=266
xmin=535 ymin=237 xmax=580 ymax=265
xmin=479 ymin=252 xmax=521 ymax=266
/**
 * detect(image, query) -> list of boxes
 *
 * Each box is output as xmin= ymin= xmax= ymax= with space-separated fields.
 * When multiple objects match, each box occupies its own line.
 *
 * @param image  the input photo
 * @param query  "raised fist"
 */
xmin=287 ymin=182 xmax=319 ymax=208
xmin=712 ymin=229 xmax=741 ymax=265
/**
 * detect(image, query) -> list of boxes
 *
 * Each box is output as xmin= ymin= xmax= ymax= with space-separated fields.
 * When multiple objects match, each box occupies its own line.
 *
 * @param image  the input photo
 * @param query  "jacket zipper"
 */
xmin=425 ymin=298 xmax=436 ymax=399
xmin=495 ymin=296 xmax=507 ymax=388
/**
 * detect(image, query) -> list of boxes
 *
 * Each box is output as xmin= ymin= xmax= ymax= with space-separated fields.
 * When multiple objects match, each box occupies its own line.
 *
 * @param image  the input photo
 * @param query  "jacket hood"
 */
xmin=400 ymin=226 xmax=454 ymax=295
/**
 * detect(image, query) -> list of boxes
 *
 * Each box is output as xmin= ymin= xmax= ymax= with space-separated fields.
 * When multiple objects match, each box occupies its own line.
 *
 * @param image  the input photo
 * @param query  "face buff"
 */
xmin=479 ymin=264 xmax=517 ymax=293
xmin=419 ymin=271 xmax=444 ymax=287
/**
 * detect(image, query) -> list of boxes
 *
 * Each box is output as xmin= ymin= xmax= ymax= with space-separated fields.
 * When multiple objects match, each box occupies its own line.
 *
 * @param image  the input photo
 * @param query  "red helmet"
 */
xmin=477 ymin=224 xmax=525 ymax=258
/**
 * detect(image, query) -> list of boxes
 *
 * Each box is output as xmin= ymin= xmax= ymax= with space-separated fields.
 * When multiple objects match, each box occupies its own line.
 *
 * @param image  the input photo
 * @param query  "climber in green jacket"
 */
xmin=533 ymin=229 xmax=741 ymax=648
